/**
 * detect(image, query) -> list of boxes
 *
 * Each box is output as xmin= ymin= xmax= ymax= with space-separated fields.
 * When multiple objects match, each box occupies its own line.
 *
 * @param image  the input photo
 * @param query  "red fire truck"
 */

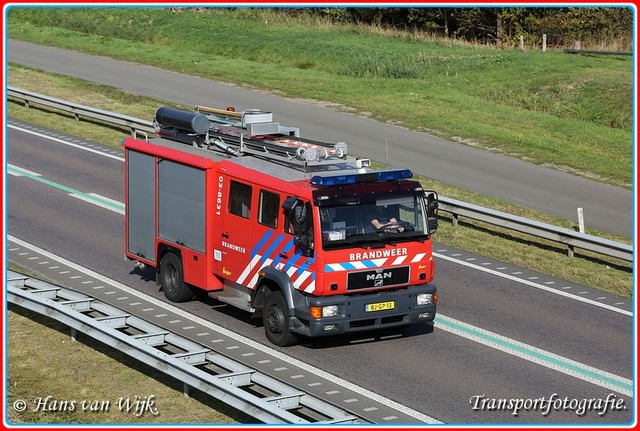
xmin=123 ymin=104 xmax=439 ymax=346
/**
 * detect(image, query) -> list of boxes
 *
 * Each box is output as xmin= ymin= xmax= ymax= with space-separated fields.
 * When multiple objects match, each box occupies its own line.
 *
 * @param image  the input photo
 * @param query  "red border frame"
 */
xmin=2 ymin=3 xmax=637 ymax=430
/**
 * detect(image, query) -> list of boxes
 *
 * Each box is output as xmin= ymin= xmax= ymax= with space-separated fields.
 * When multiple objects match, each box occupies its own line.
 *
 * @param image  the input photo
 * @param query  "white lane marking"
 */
xmin=8 ymin=124 xmax=125 ymax=162
xmin=7 ymin=165 xmax=42 ymax=177
xmin=433 ymin=252 xmax=632 ymax=317
xmin=71 ymin=193 xmax=125 ymax=215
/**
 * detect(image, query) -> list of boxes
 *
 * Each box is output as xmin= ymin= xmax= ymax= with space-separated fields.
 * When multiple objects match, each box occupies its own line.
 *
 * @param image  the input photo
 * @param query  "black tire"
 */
xmin=159 ymin=252 xmax=193 ymax=303
xmin=263 ymin=290 xmax=299 ymax=347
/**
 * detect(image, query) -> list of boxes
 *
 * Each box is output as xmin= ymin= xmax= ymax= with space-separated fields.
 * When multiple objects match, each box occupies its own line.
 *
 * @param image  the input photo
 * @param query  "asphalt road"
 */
xmin=6 ymin=39 xmax=634 ymax=238
xmin=7 ymin=125 xmax=634 ymax=424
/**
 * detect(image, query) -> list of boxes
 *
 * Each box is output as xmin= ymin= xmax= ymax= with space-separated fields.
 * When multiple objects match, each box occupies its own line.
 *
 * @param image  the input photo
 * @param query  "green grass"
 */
xmin=6 ymin=65 xmax=633 ymax=297
xmin=6 ymin=7 xmax=633 ymax=188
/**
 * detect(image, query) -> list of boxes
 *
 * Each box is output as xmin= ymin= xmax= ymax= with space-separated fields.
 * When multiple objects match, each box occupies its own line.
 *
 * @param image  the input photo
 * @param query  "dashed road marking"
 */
xmin=433 ymin=252 xmax=631 ymax=316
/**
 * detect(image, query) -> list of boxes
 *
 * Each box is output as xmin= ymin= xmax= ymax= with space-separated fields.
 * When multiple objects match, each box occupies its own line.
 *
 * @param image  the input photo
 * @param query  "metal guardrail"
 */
xmin=7 ymin=271 xmax=361 ymax=424
xmin=7 ymin=87 xmax=155 ymax=135
xmin=439 ymin=197 xmax=632 ymax=261
xmin=7 ymin=86 xmax=633 ymax=262
xmin=564 ymin=48 xmax=633 ymax=56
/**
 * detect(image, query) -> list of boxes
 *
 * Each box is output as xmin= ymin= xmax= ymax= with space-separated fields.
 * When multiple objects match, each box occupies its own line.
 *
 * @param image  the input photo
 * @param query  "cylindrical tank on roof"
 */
xmin=155 ymin=107 xmax=209 ymax=134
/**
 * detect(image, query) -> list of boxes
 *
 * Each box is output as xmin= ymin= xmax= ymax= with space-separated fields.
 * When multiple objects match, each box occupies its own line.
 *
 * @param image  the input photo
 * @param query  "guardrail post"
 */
xmin=183 ymin=382 xmax=191 ymax=398
xmin=567 ymin=245 xmax=575 ymax=258
xmin=451 ymin=213 xmax=459 ymax=227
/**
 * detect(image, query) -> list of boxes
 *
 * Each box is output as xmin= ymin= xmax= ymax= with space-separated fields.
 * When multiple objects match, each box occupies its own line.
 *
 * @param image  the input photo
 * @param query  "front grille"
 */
xmin=381 ymin=315 xmax=405 ymax=324
xmin=350 ymin=319 xmax=376 ymax=328
xmin=349 ymin=314 xmax=407 ymax=329
xmin=347 ymin=266 xmax=410 ymax=291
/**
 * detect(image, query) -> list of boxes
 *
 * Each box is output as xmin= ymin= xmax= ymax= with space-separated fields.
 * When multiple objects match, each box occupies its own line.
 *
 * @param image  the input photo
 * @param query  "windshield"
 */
xmin=319 ymin=194 xmax=428 ymax=249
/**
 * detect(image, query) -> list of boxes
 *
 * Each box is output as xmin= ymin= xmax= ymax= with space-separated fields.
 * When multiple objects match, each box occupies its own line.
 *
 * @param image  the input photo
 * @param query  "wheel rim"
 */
xmin=165 ymin=265 xmax=178 ymax=293
xmin=266 ymin=303 xmax=285 ymax=335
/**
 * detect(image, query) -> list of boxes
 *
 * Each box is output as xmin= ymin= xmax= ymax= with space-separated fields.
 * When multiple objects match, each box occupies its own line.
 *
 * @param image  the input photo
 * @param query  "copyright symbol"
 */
xmin=12 ymin=399 xmax=27 ymax=412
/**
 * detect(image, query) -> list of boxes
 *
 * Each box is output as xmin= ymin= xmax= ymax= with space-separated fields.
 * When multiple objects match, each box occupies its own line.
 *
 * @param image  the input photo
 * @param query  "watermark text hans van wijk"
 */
xmin=12 ymin=395 xmax=159 ymax=417
xmin=470 ymin=393 xmax=627 ymax=417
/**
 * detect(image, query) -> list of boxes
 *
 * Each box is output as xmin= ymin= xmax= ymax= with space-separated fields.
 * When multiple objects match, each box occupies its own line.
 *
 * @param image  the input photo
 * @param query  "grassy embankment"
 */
xmin=7 ymin=8 xmax=633 ymax=296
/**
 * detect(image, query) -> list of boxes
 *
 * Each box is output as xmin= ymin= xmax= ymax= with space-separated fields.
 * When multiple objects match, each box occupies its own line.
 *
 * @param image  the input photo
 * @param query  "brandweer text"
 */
xmin=350 ymin=248 xmax=408 ymax=261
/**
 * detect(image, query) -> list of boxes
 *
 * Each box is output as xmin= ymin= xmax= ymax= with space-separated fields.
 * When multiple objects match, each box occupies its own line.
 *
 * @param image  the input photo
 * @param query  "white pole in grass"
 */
xmin=577 ymin=207 xmax=585 ymax=233
xmin=386 ymin=136 xmax=389 ymax=163
xmin=542 ymin=34 xmax=547 ymax=52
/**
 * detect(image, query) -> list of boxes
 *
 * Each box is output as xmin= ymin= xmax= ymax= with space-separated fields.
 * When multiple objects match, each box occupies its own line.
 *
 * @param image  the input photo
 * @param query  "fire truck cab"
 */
xmin=124 ymin=105 xmax=438 ymax=346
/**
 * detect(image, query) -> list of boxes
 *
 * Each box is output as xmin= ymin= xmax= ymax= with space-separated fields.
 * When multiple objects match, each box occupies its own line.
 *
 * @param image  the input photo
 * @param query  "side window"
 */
xmin=258 ymin=190 xmax=279 ymax=228
xmin=229 ymin=181 xmax=252 ymax=219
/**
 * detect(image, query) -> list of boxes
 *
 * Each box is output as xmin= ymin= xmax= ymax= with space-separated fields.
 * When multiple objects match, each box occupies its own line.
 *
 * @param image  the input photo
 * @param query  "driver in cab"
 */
xmin=370 ymin=205 xmax=404 ymax=233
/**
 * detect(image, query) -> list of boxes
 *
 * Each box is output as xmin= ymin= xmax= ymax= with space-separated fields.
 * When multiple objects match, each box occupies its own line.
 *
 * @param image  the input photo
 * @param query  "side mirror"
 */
xmin=282 ymin=195 xmax=300 ymax=211
xmin=425 ymin=191 xmax=439 ymax=217
xmin=429 ymin=218 xmax=439 ymax=232
xmin=282 ymin=196 xmax=308 ymax=233
xmin=283 ymin=196 xmax=314 ymax=257
xmin=424 ymin=191 xmax=439 ymax=234
xmin=292 ymin=204 xmax=309 ymax=232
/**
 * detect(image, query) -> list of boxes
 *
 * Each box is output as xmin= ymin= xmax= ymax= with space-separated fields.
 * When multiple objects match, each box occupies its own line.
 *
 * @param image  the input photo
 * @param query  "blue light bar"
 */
xmin=377 ymin=169 xmax=413 ymax=181
xmin=311 ymin=169 xmax=413 ymax=186
xmin=310 ymin=174 xmax=357 ymax=186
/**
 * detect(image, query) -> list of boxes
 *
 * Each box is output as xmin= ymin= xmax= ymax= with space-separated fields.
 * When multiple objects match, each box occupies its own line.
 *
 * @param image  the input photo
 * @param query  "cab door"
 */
xmin=215 ymin=178 xmax=255 ymax=286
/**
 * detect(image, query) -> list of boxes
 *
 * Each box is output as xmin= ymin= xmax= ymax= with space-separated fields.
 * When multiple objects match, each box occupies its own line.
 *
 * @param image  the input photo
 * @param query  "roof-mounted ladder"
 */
xmin=153 ymin=105 xmax=349 ymax=168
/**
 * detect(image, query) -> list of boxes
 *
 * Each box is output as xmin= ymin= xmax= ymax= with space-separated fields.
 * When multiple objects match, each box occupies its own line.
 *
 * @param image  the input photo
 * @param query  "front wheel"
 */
xmin=263 ymin=290 xmax=299 ymax=347
xmin=159 ymin=252 xmax=193 ymax=303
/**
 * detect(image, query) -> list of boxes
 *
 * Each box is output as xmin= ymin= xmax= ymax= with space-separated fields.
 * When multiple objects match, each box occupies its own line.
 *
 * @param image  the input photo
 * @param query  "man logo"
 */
xmin=366 ymin=272 xmax=392 ymax=281
xmin=367 ymin=271 xmax=392 ymax=287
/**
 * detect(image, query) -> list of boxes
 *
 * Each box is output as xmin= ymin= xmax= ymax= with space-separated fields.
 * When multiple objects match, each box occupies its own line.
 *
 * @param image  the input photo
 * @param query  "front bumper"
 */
xmin=291 ymin=284 xmax=437 ymax=338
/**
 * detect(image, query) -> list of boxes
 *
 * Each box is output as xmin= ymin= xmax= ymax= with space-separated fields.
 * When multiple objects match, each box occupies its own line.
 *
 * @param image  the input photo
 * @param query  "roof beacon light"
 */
xmin=311 ymin=168 xmax=413 ymax=186
xmin=355 ymin=159 xmax=371 ymax=169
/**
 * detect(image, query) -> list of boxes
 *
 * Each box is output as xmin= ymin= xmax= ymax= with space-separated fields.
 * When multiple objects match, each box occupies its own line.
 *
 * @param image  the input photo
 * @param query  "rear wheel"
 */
xmin=159 ymin=252 xmax=193 ymax=302
xmin=263 ymin=290 xmax=299 ymax=347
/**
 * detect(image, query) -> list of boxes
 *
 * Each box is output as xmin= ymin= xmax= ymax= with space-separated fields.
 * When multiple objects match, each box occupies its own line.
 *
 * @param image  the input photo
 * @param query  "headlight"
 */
xmin=310 ymin=305 xmax=339 ymax=318
xmin=322 ymin=305 xmax=339 ymax=317
xmin=417 ymin=293 xmax=434 ymax=305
